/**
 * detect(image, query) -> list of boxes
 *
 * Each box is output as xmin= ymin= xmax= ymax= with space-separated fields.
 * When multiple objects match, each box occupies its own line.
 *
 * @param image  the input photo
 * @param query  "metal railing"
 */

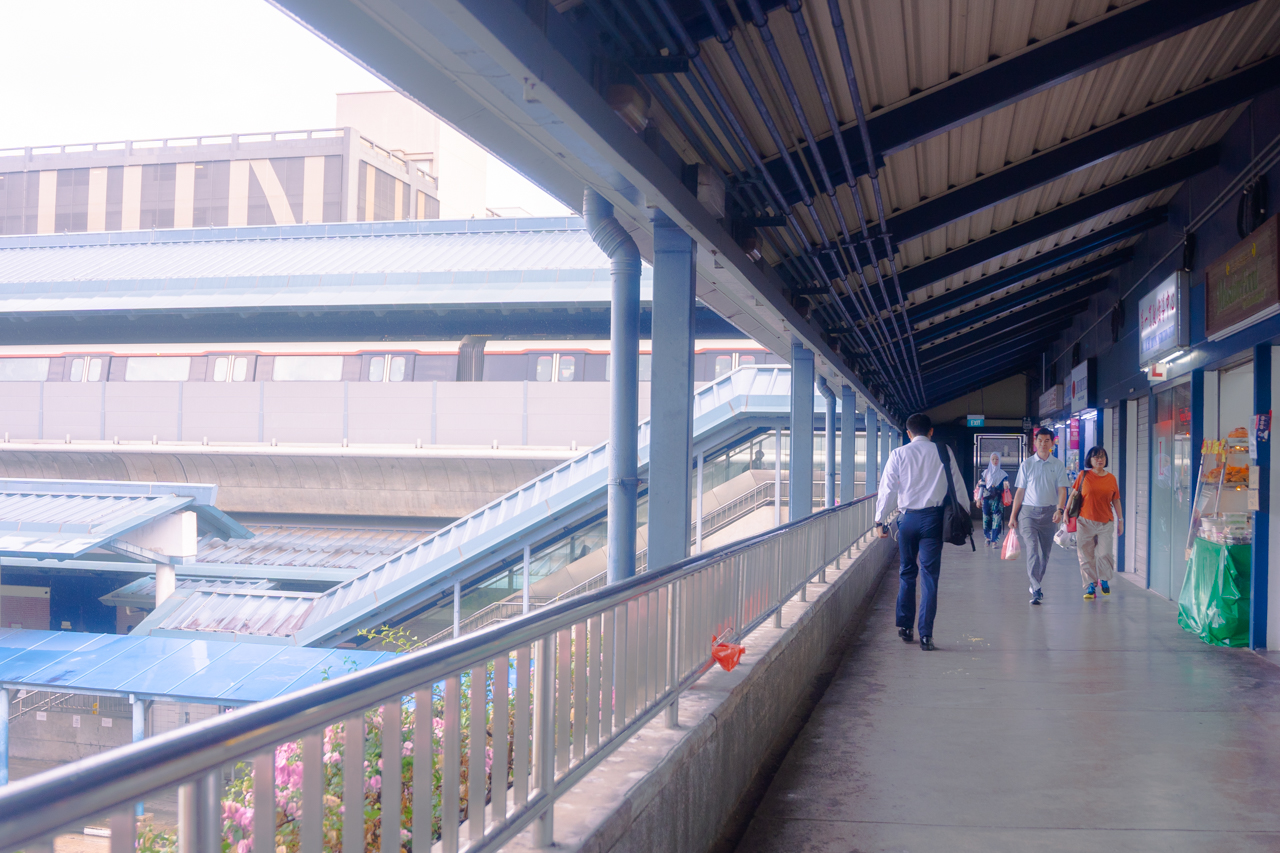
xmin=0 ymin=494 xmax=876 ymax=853
xmin=6 ymin=692 xmax=131 ymax=723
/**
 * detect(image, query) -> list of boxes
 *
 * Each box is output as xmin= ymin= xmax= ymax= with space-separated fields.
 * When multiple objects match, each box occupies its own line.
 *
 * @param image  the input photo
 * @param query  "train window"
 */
xmin=482 ymin=354 xmax=529 ymax=381
xmin=0 ymin=358 xmax=49 ymax=381
xmin=388 ymin=356 xmax=406 ymax=382
xmin=124 ymin=357 xmax=191 ymax=381
xmin=414 ymin=354 xmax=458 ymax=381
xmin=368 ymin=356 xmax=385 ymax=382
xmin=714 ymin=355 xmax=732 ymax=378
xmin=558 ymin=355 xmax=576 ymax=382
xmin=67 ymin=357 xmax=105 ymax=382
xmin=535 ymin=356 xmax=553 ymax=382
xmin=738 ymin=354 xmax=756 ymax=367
xmin=638 ymin=354 xmax=652 ymax=382
xmin=273 ymin=355 xmax=343 ymax=381
xmin=213 ymin=357 xmax=249 ymax=382
xmin=87 ymin=358 xmax=103 ymax=382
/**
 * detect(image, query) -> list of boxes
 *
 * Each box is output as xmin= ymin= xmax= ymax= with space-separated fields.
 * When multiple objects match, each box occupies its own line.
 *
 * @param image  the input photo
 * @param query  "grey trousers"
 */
xmin=1018 ymin=505 xmax=1057 ymax=592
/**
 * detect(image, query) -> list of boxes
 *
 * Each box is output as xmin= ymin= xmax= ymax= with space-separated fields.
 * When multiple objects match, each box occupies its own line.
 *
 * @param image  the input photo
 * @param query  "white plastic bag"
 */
xmin=1000 ymin=529 xmax=1021 ymax=561
xmin=1053 ymin=524 xmax=1077 ymax=549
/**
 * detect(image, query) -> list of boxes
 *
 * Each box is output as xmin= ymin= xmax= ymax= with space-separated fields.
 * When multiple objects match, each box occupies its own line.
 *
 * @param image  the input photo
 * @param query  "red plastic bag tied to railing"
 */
xmin=711 ymin=635 xmax=746 ymax=672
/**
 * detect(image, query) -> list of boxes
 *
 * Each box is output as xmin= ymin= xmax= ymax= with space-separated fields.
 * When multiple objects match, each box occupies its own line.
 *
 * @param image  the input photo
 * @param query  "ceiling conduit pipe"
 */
xmin=649 ymin=0 xmax=911 ymax=407
xmin=826 ymin=0 xmax=929 ymax=405
xmin=693 ymin=0 xmax=894 ymax=374
xmin=781 ymin=0 xmax=922 ymax=408
xmin=745 ymin=0 xmax=915 ymax=405
xmin=584 ymin=188 xmax=641 ymax=583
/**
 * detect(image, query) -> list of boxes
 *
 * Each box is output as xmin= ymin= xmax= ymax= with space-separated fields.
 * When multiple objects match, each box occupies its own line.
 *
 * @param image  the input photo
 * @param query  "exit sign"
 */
xmin=967 ymin=415 xmax=985 ymax=427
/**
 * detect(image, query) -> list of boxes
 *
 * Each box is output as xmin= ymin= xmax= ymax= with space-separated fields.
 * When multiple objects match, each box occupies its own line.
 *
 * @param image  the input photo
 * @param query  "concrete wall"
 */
xmin=0 ymin=450 xmax=564 ymax=518
xmin=502 ymin=532 xmax=897 ymax=853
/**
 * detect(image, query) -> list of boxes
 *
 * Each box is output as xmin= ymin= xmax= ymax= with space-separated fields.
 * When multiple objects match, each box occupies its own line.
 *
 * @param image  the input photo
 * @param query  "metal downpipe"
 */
xmin=818 ymin=377 xmax=837 ymax=508
xmin=584 ymin=189 xmax=642 ymax=583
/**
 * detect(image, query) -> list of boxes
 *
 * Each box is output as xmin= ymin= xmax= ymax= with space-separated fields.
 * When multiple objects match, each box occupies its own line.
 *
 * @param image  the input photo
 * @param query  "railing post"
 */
xmin=532 ymin=635 xmax=556 ymax=846
xmin=195 ymin=767 xmax=222 ymax=853
xmin=0 ymin=687 xmax=8 ymax=786
xmin=665 ymin=579 xmax=680 ymax=728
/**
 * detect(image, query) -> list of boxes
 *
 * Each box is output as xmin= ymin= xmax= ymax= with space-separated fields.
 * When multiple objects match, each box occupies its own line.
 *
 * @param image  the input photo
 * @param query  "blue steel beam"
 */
xmin=912 ymin=254 xmax=1127 ymax=344
xmin=918 ymin=318 xmax=1073 ymax=369
xmin=916 ymin=308 xmax=1082 ymax=363
xmin=879 ymin=56 xmax=1280 ymax=244
xmin=922 ymin=341 xmax=1048 ymax=393
xmin=757 ymin=0 xmax=1253 ymax=204
xmin=906 ymin=217 xmax=1158 ymax=324
xmin=924 ymin=361 xmax=1040 ymax=404
xmin=831 ymin=146 xmax=1215 ymax=312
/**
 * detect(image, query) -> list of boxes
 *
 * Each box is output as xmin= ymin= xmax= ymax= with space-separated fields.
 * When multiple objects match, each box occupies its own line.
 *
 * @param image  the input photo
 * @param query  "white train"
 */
xmin=0 ymin=338 xmax=783 ymax=385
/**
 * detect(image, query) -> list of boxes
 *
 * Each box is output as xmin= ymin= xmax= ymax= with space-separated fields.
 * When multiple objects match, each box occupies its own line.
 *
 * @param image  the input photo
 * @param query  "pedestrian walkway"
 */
xmin=735 ymin=533 xmax=1280 ymax=852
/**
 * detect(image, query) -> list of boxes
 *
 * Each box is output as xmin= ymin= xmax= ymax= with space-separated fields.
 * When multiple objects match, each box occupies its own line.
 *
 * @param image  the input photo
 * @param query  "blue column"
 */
xmin=1116 ymin=402 xmax=1129 ymax=574
xmin=840 ymin=387 xmax=857 ymax=504
xmin=880 ymin=424 xmax=892 ymax=481
xmin=866 ymin=409 xmax=879 ymax=494
xmin=0 ymin=687 xmax=8 ymax=786
xmin=647 ymin=211 xmax=696 ymax=571
xmin=1190 ymin=370 xmax=1205 ymax=518
xmin=789 ymin=345 xmax=815 ymax=520
xmin=1251 ymin=344 xmax=1270 ymax=650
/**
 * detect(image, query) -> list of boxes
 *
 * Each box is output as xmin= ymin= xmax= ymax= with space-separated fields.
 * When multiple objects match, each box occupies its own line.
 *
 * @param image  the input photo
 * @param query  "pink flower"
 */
xmin=402 ymin=740 xmax=413 ymax=756
xmin=366 ymin=774 xmax=382 ymax=793
xmin=237 ymin=840 xmax=251 ymax=853
xmin=324 ymin=751 xmax=341 ymax=765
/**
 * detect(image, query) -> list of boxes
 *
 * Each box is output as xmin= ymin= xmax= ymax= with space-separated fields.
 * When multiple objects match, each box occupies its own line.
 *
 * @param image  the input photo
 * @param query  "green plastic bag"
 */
xmin=1177 ymin=539 xmax=1251 ymax=647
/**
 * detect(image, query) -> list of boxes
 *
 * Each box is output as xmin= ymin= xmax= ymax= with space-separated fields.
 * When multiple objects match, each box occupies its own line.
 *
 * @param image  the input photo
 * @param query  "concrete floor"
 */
xmin=735 ymin=535 xmax=1280 ymax=852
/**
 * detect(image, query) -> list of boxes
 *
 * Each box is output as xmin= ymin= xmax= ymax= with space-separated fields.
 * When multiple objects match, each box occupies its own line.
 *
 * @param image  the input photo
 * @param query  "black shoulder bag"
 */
xmin=937 ymin=442 xmax=976 ymax=550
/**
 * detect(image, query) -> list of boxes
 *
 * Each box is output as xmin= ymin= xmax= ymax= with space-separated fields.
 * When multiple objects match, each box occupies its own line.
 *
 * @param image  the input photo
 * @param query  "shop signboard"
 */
xmin=1138 ymin=271 xmax=1189 ymax=365
xmin=1038 ymin=384 xmax=1062 ymax=416
xmin=1206 ymin=213 xmax=1280 ymax=341
xmin=1069 ymin=418 xmax=1080 ymax=451
xmin=1069 ymin=358 xmax=1095 ymax=413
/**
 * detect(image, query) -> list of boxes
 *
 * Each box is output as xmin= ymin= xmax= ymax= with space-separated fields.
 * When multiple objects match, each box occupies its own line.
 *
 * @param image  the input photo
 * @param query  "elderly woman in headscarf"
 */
xmin=978 ymin=452 xmax=1009 ymax=547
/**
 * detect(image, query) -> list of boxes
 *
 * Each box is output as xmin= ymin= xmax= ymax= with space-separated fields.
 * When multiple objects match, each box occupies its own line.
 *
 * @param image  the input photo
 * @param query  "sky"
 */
xmin=0 ymin=0 xmax=572 ymax=216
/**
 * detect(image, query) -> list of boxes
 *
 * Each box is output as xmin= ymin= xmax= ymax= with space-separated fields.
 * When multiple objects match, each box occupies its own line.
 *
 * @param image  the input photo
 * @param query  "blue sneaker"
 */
xmin=1084 ymin=583 xmax=1096 ymax=600
xmin=1030 ymin=589 xmax=1043 ymax=605
xmin=1100 ymin=580 xmax=1110 ymax=595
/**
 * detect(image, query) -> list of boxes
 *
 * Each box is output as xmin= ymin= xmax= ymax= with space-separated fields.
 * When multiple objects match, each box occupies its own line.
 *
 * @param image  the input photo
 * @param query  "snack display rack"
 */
xmin=1185 ymin=429 xmax=1253 ymax=559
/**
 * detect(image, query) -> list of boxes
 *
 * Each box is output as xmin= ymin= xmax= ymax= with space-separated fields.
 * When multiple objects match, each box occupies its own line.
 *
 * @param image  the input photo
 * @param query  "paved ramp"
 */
xmin=736 ymin=534 xmax=1280 ymax=852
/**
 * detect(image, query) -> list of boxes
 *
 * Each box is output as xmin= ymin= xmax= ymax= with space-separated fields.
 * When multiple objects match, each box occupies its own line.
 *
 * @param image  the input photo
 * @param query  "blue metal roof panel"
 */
xmin=0 ymin=492 xmax=194 ymax=559
xmin=0 ymin=628 xmax=392 ymax=704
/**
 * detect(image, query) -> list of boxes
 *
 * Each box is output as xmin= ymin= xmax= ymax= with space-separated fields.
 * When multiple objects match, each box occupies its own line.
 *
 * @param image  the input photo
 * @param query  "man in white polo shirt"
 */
xmin=875 ymin=413 xmax=970 ymax=650
xmin=1010 ymin=428 xmax=1070 ymax=605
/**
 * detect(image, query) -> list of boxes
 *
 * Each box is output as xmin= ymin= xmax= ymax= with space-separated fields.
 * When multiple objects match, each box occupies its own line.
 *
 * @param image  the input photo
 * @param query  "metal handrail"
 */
xmin=0 ymin=493 xmax=877 ymax=853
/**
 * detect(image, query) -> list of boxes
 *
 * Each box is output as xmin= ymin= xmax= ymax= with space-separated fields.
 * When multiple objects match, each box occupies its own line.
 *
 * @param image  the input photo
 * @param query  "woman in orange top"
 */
xmin=1074 ymin=446 xmax=1123 ymax=599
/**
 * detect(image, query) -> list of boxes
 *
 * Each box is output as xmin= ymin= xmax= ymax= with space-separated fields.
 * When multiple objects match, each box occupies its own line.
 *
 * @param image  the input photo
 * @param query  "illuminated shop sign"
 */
xmin=1138 ymin=271 xmax=1189 ymax=366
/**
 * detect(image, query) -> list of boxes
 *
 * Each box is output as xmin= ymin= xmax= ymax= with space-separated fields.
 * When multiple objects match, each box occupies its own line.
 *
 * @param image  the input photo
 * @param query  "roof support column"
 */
xmin=866 ymin=409 xmax=879 ymax=494
xmin=790 ymin=345 xmax=815 ymax=521
xmin=647 ymin=211 xmax=696 ymax=573
xmin=0 ymin=687 xmax=9 ymax=786
xmin=585 ymin=190 xmax=641 ymax=584
xmin=818 ymin=378 xmax=837 ymax=508
xmin=131 ymin=696 xmax=149 ymax=817
xmin=155 ymin=563 xmax=175 ymax=608
xmin=840 ymin=387 xmax=857 ymax=504
xmin=880 ymin=425 xmax=892 ymax=486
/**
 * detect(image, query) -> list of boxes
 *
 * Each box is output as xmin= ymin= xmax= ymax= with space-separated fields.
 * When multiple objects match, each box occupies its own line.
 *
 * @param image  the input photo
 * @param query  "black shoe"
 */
xmin=919 ymin=636 xmax=936 ymax=651
xmin=1030 ymin=589 xmax=1043 ymax=606
xmin=898 ymin=627 xmax=914 ymax=643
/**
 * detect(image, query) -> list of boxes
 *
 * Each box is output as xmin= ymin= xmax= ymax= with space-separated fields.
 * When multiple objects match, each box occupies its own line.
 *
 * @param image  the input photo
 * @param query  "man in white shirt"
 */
xmin=875 ymin=413 xmax=970 ymax=650
xmin=1010 ymin=428 xmax=1070 ymax=605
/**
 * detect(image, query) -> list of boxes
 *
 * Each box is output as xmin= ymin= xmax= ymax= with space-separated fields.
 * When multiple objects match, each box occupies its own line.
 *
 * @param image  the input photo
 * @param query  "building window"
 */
xmin=0 ymin=358 xmax=50 ymax=381
xmin=124 ymin=356 xmax=190 ymax=381
xmin=139 ymin=164 xmax=177 ymax=229
xmin=272 ymin=355 xmax=344 ymax=381
xmin=104 ymin=166 xmax=124 ymax=232
xmin=0 ymin=172 xmax=40 ymax=236
xmin=192 ymin=161 xmax=230 ymax=228
xmin=323 ymin=155 xmax=342 ymax=223
xmin=272 ymin=157 xmax=305 ymax=224
xmin=54 ymin=168 xmax=91 ymax=233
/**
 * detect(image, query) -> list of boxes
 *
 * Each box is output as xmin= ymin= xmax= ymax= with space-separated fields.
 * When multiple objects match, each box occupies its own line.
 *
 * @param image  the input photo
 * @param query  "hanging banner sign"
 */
xmin=1038 ymin=384 xmax=1062 ymax=416
xmin=1069 ymin=358 xmax=1095 ymax=413
xmin=1206 ymin=214 xmax=1280 ymax=341
xmin=1138 ymin=271 xmax=1189 ymax=365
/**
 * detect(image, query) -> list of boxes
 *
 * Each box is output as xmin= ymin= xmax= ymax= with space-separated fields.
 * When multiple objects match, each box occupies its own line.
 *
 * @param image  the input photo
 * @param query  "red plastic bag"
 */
xmin=1002 ymin=483 xmax=1013 ymax=507
xmin=1000 ymin=529 xmax=1022 ymax=561
xmin=711 ymin=635 xmax=746 ymax=672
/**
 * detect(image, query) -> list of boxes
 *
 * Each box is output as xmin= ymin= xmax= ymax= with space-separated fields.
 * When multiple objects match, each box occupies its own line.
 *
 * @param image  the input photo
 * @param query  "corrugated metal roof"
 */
xmin=0 ymin=478 xmax=250 ymax=560
xmin=0 ymin=219 xmax=654 ymax=314
xmin=99 ymin=577 xmax=275 ymax=609
xmin=0 ymin=628 xmax=393 ymax=704
xmin=198 ymin=524 xmax=433 ymax=572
